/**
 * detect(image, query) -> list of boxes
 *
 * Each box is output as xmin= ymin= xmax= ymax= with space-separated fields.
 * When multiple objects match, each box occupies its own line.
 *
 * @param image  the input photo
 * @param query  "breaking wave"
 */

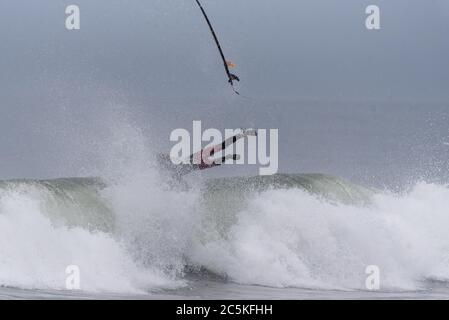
xmin=1 ymin=173 xmax=449 ymax=293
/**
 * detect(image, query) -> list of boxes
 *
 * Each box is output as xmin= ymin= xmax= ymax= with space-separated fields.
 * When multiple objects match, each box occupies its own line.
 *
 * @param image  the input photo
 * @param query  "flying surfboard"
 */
xmin=194 ymin=0 xmax=240 ymax=95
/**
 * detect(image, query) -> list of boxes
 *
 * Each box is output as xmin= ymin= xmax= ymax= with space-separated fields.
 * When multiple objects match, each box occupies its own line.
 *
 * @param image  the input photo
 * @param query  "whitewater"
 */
xmin=1 ymin=169 xmax=449 ymax=299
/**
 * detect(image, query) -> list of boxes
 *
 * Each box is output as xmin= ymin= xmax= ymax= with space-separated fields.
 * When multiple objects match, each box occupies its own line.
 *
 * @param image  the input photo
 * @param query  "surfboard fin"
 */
xmin=229 ymin=73 xmax=240 ymax=82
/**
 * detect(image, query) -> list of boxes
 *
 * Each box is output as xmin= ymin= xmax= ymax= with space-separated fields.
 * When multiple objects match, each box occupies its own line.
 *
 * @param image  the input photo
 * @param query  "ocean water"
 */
xmin=1 ymin=0 xmax=448 ymax=301
xmin=1 ymin=172 xmax=449 ymax=299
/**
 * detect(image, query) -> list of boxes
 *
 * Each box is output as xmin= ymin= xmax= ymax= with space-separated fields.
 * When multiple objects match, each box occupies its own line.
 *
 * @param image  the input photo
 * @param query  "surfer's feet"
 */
xmin=236 ymin=128 xmax=257 ymax=139
xmin=243 ymin=128 xmax=258 ymax=137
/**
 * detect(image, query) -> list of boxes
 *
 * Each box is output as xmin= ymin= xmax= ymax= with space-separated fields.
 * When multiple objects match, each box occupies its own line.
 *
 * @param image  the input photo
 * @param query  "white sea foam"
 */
xmin=190 ymin=182 xmax=449 ymax=290
xmin=0 ymin=183 xmax=182 ymax=293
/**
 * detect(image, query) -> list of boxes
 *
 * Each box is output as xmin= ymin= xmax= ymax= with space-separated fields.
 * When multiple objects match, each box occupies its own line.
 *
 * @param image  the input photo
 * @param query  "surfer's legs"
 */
xmin=191 ymin=131 xmax=246 ymax=165
xmin=207 ymin=129 xmax=257 ymax=158
xmin=215 ymin=153 xmax=240 ymax=164
xmin=187 ymin=129 xmax=256 ymax=171
xmin=209 ymin=134 xmax=241 ymax=157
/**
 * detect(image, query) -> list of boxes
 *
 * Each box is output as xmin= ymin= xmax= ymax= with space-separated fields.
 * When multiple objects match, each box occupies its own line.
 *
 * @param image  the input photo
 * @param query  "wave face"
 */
xmin=1 ymin=173 xmax=449 ymax=292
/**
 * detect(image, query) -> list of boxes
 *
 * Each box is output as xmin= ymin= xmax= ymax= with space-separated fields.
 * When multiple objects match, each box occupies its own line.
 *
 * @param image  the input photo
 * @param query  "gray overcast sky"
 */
xmin=0 ymin=1 xmax=448 ymax=187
